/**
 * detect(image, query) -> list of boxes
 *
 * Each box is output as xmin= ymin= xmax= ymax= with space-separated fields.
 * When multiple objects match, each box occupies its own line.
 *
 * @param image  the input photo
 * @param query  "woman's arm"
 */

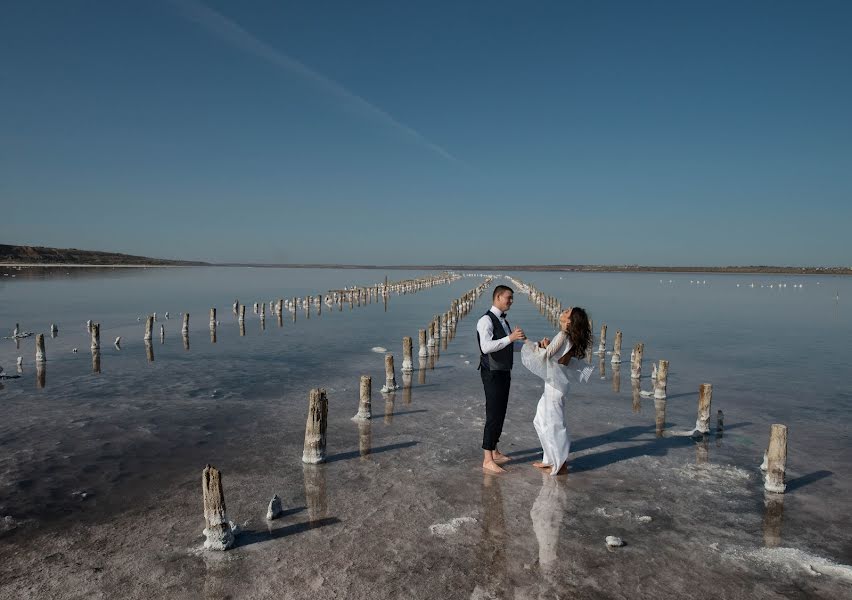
xmin=544 ymin=331 xmax=567 ymax=359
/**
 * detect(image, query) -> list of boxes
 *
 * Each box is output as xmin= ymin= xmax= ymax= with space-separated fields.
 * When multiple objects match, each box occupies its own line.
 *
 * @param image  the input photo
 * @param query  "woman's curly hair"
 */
xmin=558 ymin=306 xmax=592 ymax=365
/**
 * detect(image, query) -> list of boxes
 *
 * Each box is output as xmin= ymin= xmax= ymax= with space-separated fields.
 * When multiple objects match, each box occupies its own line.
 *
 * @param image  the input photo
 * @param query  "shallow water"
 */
xmin=1 ymin=267 xmax=850 ymax=598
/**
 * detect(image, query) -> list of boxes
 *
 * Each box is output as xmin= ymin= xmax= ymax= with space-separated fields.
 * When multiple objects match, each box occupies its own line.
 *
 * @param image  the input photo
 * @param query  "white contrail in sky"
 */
xmin=172 ymin=0 xmax=460 ymax=164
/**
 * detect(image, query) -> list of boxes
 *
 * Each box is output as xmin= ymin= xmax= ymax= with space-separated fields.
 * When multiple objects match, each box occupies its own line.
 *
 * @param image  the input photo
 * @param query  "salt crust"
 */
xmin=429 ymin=517 xmax=478 ymax=536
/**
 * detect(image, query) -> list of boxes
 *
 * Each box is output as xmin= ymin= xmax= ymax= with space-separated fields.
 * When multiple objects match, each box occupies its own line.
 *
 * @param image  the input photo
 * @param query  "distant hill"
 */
xmin=0 ymin=244 xmax=208 ymax=266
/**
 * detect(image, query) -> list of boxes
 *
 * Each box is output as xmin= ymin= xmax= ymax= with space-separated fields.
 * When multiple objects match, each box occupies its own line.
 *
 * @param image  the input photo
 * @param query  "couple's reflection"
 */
xmin=530 ymin=473 xmax=570 ymax=578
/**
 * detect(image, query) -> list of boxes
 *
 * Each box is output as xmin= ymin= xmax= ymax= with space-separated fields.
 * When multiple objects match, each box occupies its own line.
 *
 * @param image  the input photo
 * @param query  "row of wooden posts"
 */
xmin=520 ymin=279 xmax=789 ymax=496
xmin=201 ymin=277 xmax=494 ymax=550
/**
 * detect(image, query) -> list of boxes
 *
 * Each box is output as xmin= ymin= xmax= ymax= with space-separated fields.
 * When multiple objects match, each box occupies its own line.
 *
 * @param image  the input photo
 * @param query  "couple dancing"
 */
xmin=477 ymin=285 xmax=591 ymax=475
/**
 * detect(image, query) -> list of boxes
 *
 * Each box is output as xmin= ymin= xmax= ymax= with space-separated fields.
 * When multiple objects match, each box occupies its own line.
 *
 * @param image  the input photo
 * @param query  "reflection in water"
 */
xmin=402 ymin=372 xmax=412 ymax=405
xmin=474 ymin=474 xmax=507 ymax=598
xmin=384 ymin=393 xmax=395 ymax=424
xmin=716 ymin=410 xmax=724 ymax=447
xmin=695 ymin=434 xmax=709 ymax=464
xmin=531 ymin=474 xmax=570 ymax=578
xmin=277 ymin=313 xmax=283 ymax=328
xmin=612 ymin=363 xmax=621 ymax=393
xmin=632 ymin=379 xmax=641 ymax=413
xmin=358 ymin=420 xmax=372 ymax=458
xmin=36 ymin=361 xmax=46 ymax=389
xmin=92 ymin=349 xmax=101 ymax=374
xmin=303 ymin=464 xmax=328 ymax=523
xmin=654 ymin=398 xmax=666 ymax=437
xmin=239 ymin=321 xmax=246 ymax=337
xmin=260 ymin=318 xmax=266 ymax=332
xmin=418 ymin=358 xmax=427 ymax=385
xmin=598 ymin=356 xmax=606 ymax=380
xmin=762 ymin=492 xmax=784 ymax=548
xmin=183 ymin=334 xmax=190 ymax=351
xmin=210 ymin=328 xmax=216 ymax=344
xmin=145 ymin=340 xmax=154 ymax=362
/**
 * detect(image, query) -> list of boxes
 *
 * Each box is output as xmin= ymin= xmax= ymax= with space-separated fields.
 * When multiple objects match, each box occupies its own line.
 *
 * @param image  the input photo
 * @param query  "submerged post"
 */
xmin=418 ymin=329 xmax=428 ymax=358
xmin=597 ymin=324 xmax=607 ymax=355
xmin=630 ymin=342 xmax=644 ymax=379
xmin=353 ymin=375 xmax=372 ymax=420
xmin=764 ymin=424 xmax=788 ymax=494
xmin=302 ymin=388 xmax=328 ymax=464
xmin=182 ymin=313 xmax=190 ymax=335
xmin=201 ymin=464 xmax=235 ymax=550
xmin=695 ymin=383 xmax=712 ymax=434
xmin=402 ymin=336 xmax=414 ymax=372
xmin=35 ymin=333 xmax=46 ymax=363
xmin=381 ymin=354 xmax=399 ymax=393
xmin=611 ymin=330 xmax=622 ymax=364
xmin=654 ymin=360 xmax=669 ymax=399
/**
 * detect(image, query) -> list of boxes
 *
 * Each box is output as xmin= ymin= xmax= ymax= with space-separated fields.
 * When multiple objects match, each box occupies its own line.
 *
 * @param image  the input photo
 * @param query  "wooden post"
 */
xmin=764 ymin=424 xmax=788 ymax=493
xmin=654 ymin=360 xmax=669 ymax=399
xmin=145 ymin=340 xmax=154 ymax=362
xmin=402 ymin=336 xmax=414 ymax=372
xmin=239 ymin=304 xmax=246 ymax=322
xmin=597 ymin=324 xmax=607 ymax=355
xmin=233 ymin=300 xmax=239 ymax=315
xmin=144 ymin=315 xmax=154 ymax=341
xmin=90 ymin=323 xmax=100 ymax=350
xmin=630 ymin=342 xmax=644 ymax=380
xmin=381 ymin=354 xmax=399 ymax=392
xmin=183 ymin=331 xmax=190 ymax=351
xmin=611 ymin=330 xmax=622 ymax=364
xmin=418 ymin=329 xmax=428 ymax=358
xmin=50 ymin=323 xmax=58 ymax=338
xmin=353 ymin=375 xmax=371 ymax=420
xmin=317 ymin=294 xmax=322 ymax=316
xmin=210 ymin=308 xmax=216 ymax=328
xmin=695 ymin=383 xmax=712 ymax=433
xmin=302 ymin=388 xmax=328 ymax=464
xmin=201 ymin=465 xmax=235 ymax=550
xmin=160 ymin=324 xmax=165 ymax=343
xmin=182 ymin=313 xmax=190 ymax=335
xmin=35 ymin=333 xmax=46 ymax=363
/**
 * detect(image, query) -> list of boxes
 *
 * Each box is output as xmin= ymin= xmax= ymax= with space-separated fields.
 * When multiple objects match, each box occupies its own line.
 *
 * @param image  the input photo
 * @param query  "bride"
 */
xmin=521 ymin=306 xmax=592 ymax=475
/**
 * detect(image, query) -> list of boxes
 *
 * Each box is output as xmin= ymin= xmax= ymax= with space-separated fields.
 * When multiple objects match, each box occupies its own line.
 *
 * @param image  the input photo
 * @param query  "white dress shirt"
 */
xmin=477 ymin=306 xmax=512 ymax=354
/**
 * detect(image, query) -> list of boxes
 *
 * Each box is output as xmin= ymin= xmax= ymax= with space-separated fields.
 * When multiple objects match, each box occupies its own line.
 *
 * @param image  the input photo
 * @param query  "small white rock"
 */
xmin=605 ymin=535 xmax=624 ymax=548
xmin=266 ymin=495 xmax=283 ymax=520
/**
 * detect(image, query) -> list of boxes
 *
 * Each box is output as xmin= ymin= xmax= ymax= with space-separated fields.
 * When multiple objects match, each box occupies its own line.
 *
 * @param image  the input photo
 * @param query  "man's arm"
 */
xmin=477 ymin=315 xmax=512 ymax=354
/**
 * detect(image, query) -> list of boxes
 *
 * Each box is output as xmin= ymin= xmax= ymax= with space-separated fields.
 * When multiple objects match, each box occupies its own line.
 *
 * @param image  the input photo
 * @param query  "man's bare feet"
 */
xmin=492 ymin=451 xmax=511 ymax=465
xmin=482 ymin=461 xmax=506 ymax=474
xmin=532 ymin=461 xmax=553 ymax=469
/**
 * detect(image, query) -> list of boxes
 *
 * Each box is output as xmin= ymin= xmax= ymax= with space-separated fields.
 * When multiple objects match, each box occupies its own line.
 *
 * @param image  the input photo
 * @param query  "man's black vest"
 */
xmin=478 ymin=311 xmax=514 ymax=371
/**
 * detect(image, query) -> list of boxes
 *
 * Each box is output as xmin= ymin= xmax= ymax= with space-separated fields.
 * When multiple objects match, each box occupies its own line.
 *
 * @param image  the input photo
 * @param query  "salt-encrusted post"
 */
xmin=50 ymin=323 xmax=58 ymax=338
xmin=302 ymin=388 xmax=328 ymax=464
xmin=182 ymin=313 xmax=190 ymax=335
xmin=353 ymin=375 xmax=371 ymax=420
xmin=35 ymin=334 xmax=46 ymax=363
xmin=402 ymin=336 xmax=414 ymax=372
xmin=418 ymin=329 xmax=428 ymax=358
xmin=317 ymin=294 xmax=322 ymax=316
xmin=764 ymin=424 xmax=788 ymax=494
xmin=630 ymin=342 xmax=644 ymax=380
xmin=597 ymin=324 xmax=607 ymax=355
xmin=654 ymin=360 xmax=669 ymax=399
xmin=201 ymin=464 xmax=235 ymax=550
xmin=160 ymin=324 xmax=165 ymax=343
xmin=144 ymin=315 xmax=154 ymax=341
xmin=693 ymin=383 xmax=712 ymax=434
xmin=210 ymin=308 xmax=216 ymax=329
xmin=90 ymin=323 xmax=100 ymax=350
xmin=611 ymin=330 xmax=622 ymax=364
xmin=239 ymin=304 xmax=246 ymax=323
xmin=233 ymin=300 xmax=239 ymax=315
xmin=145 ymin=340 xmax=154 ymax=362
xmin=381 ymin=354 xmax=399 ymax=392
xmin=183 ymin=332 xmax=190 ymax=351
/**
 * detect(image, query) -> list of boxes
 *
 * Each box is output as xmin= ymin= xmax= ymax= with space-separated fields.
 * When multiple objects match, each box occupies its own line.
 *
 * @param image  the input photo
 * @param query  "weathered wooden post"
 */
xmin=597 ymin=324 xmax=607 ymax=355
xmin=302 ymin=388 xmax=328 ymax=464
xmin=381 ymin=354 xmax=399 ymax=392
xmin=50 ymin=323 xmax=58 ymax=338
xmin=630 ymin=342 xmax=644 ymax=380
xmin=35 ymin=333 xmax=46 ymax=363
xmin=654 ymin=360 xmax=669 ymax=399
xmin=144 ymin=315 xmax=154 ymax=341
xmin=266 ymin=495 xmax=283 ymax=521
xmin=611 ymin=330 xmax=622 ymax=364
xmin=316 ymin=294 xmax=322 ymax=316
xmin=90 ymin=323 xmax=100 ymax=350
xmin=160 ymin=324 xmax=165 ymax=343
xmin=239 ymin=304 xmax=246 ymax=322
xmin=764 ymin=424 xmax=788 ymax=494
xmin=239 ymin=320 xmax=246 ymax=337
xmin=145 ymin=340 xmax=154 ymax=362
xmin=353 ymin=375 xmax=371 ymax=420
xmin=233 ymin=300 xmax=239 ymax=315
xmin=182 ymin=313 xmax=190 ymax=335
xmin=210 ymin=308 xmax=216 ymax=329
xmin=201 ymin=464 xmax=235 ymax=550
xmin=695 ymin=383 xmax=712 ymax=433
xmin=402 ymin=336 xmax=414 ymax=372
xmin=418 ymin=329 xmax=428 ymax=358
xmin=183 ymin=330 xmax=190 ymax=351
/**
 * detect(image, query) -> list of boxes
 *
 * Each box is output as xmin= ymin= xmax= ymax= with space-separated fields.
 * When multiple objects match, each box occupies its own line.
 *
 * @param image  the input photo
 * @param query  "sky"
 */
xmin=1 ymin=0 xmax=850 ymax=265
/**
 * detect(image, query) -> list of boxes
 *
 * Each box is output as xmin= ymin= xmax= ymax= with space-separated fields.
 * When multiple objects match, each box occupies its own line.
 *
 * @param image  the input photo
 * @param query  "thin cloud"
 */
xmin=172 ymin=0 xmax=460 ymax=164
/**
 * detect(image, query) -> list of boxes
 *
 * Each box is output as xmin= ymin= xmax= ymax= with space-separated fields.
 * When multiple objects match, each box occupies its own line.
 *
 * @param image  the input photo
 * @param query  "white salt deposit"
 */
xmin=371 ymin=347 xmax=387 ymax=353
xmin=429 ymin=517 xmax=477 ymax=537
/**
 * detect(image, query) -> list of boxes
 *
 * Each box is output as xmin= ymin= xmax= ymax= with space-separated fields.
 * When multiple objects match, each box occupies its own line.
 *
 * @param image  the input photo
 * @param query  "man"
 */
xmin=477 ymin=284 xmax=525 ymax=473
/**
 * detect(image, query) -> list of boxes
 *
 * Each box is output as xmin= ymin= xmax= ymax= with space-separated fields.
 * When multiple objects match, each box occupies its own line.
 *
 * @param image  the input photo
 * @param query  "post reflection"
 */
xmin=239 ymin=321 xmax=246 ymax=337
xmin=302 ymin=464 xmax=328 ymax=523
xmin=631 ymin=378 xmax=641 ymax=413
xmin=402 ymin=372 xmax=413 ymax=405
xmin=612 ymin=363 xmax=621 ymax=393
xmin=210 ymin=328 xmax=217 ymax=344
xmin=183 ymin=333 xmax=190 ymax=351
xmin=598 ymin=356 xmax=606 ymax=380
xmin=654 ymin=398 xmax=666 ymax=437
xmin=36 ymin=361 xmax=46 ymax=389
xmin=358 ymin=420 xmax=372 ymax=459
xmin=145 ymin=340 xmax=154 ymax=362
xmin=384 ymin=393 xmax=395 ymax=424
xmin=91 ymin=349 xmax=101 ymax=374
xmin=762 ymin=492 xmax=784 ymax=548
xmin=695 ymin=434 xmax=709 ymax=464
xmin=715 ymin=410 xmax=724 ymax=447
xmin=474 ymin=474 xmax=508 ymax=598
xmin=418 ymin=358 xmax=427 ymax=384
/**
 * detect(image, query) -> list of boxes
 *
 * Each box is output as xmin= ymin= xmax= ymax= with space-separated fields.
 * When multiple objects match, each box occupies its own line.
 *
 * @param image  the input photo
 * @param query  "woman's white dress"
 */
xmin=521 ymin=332 xmax=573 ymax=476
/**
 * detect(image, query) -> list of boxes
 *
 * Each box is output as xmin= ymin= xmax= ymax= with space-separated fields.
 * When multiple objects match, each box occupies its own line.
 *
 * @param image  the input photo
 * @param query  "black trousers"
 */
xmin=481 ymin=368 xmax=511 ymax=451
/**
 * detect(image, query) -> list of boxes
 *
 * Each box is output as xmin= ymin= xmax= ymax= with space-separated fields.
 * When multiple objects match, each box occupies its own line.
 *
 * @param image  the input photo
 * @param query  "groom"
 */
xmin=477 ymin=284 xmax=526 ymax=473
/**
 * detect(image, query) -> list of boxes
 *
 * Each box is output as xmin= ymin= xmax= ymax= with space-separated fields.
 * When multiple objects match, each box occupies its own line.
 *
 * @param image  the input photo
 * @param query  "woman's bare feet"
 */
xmin=532 ymin=461 xmax=553 ymax=469
xmin=555 ymin=463 xmax=569 ymax=475
xmin=482 ymin=460 xmax=506 ymax=474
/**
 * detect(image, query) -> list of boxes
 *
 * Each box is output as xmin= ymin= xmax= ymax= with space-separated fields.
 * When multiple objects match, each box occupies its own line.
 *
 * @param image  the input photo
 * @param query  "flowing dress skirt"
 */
xmin=532 ymin=381 xmax=570 ymax=475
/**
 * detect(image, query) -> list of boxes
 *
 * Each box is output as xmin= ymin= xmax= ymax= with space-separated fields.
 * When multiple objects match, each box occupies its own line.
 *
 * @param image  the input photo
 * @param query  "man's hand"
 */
xmin=539 ymin=337 xmax=550 ymax=348
xmin=509 ymin=327 xmax=526 ymax=342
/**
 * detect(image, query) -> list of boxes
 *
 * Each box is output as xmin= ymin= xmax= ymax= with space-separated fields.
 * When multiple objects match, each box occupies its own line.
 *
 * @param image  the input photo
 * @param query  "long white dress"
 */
xmin=522 ymin=332 xmax=573 ymax=476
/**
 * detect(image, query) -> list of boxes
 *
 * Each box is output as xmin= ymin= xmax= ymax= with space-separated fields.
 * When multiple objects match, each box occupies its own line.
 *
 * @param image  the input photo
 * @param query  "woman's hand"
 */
xmin=538 ymin=337 xmax=551 ymax=349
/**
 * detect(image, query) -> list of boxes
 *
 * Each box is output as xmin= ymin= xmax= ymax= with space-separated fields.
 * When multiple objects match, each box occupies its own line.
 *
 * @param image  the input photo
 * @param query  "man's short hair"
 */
xmin=492 ymin=285 xmax=514 ymax=300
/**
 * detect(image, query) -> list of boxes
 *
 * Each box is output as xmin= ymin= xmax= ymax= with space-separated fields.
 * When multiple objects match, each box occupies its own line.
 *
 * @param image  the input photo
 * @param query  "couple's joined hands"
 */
xmin=509 ymin=326 xmax=526 ymax=342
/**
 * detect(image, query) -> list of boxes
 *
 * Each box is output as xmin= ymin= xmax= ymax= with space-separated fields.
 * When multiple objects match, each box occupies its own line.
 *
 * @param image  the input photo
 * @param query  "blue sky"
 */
xmin=1 ymin=0 xmax=850 ymax=265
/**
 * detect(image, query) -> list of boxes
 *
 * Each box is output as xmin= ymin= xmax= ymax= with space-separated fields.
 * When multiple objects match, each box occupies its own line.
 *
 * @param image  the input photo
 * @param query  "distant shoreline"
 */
xmin=2 ymin=262 xmax=850 ymax=275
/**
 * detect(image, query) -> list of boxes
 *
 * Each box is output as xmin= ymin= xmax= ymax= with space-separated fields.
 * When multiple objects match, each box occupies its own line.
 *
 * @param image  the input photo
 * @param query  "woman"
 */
xmin=521 ymin=306 xmax=592 ymax=475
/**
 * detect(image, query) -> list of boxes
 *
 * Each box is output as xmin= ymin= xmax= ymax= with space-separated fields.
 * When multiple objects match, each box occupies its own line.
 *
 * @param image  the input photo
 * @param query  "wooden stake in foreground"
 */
xmin=597 ymin=324 xmax=607 ymax=355
xmin=764 ymin=424 xmax=788 ymax=494
xmin=144 ymin=315 xmax=154 ymax=341
xmin=353 ymin=375 xmax=372 ymax=420
xmin=611 ymin=330 xmax=622 ymax=364
xmin=90 ymin=323 xmax=100 ymax=350
xmin=35 ymin=333 xmax=46 ymax=363
xmin=654 ymin=360 xmax=668 ymax=399
xmin=302 ymin=388 xmax=328 ymax=464
xmin=418 ymin=329 xmax=428 ymax=358
xmin=630 ymin=342 xmax=644 ymax=380
xmin=695 ymin=383 xmax=712 ymax=433
xmin=381 ymin=354 xmax=399 ymax=393
xmin=402 ymin=336 xmax=414 ymax=373
xmin=201 ymin=464 xmax=235 ymax=550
